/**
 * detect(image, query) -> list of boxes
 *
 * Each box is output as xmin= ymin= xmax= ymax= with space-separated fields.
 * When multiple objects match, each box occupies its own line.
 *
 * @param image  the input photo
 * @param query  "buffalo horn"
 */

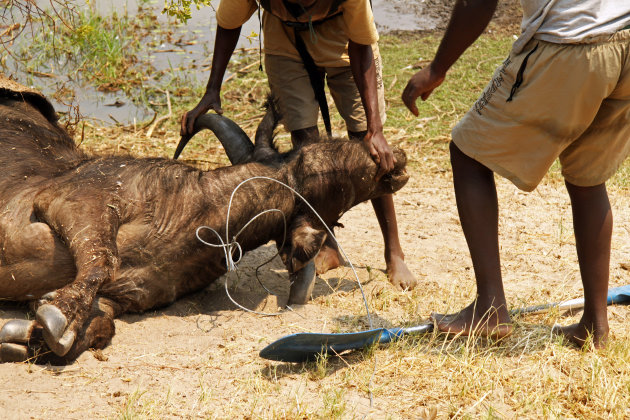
xmin=173 ymin=113 xmax=254 ymax=164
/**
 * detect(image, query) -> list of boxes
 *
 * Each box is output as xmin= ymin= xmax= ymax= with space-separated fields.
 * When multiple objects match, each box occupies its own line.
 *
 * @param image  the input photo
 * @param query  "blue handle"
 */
xmin=607 ymin=285 xmax=630 ymax=305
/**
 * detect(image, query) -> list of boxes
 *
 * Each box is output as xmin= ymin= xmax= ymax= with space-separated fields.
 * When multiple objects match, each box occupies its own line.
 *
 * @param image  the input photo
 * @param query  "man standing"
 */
xmin=182 ymin=0 xmax=416 ymax=290
xmin=403 ymin=0 xmax=630 ymax=347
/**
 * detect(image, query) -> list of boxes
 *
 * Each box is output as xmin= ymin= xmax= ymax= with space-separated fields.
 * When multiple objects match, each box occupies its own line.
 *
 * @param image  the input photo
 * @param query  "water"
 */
xmin=93 ymin=0 xmax=438 ymax=75
xmin=2 ymin=0 xmax=437 ymax=124
xmin=373 ymin=0 xmax=438 ymax=32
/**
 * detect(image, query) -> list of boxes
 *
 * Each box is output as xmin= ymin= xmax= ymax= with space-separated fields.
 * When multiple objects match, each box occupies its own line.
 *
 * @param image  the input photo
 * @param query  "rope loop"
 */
xmin=195 ymin=176 xmax=373 ymax=329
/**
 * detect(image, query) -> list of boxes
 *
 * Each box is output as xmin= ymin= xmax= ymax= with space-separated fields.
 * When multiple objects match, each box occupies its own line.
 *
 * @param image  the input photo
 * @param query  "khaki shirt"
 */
xmin=216 ymin=0 xmax=379 ymax=67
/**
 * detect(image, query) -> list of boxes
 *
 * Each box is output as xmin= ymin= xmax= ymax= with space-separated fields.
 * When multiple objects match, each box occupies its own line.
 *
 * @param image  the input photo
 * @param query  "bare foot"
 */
xmin=552 ymin=320 xmax=609 ymax=349
xmin=430 ymin=302 xmax=513 ymax=339
xmin=386 ymin=254 xmax=417 ymax=290
xmin=314 ymin=244 xmax=343 ymax=275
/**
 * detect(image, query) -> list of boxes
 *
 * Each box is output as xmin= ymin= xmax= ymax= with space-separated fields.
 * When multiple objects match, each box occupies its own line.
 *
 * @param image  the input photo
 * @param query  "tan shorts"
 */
xmin=265 ymin=45 xmax=386 ymax=133
xmin=452 ymin=30 xmax=630 ymax=191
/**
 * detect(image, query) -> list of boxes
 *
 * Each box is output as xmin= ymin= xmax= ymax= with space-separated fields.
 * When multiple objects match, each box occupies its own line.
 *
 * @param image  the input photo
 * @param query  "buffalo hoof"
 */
xmin=0 ymin=319 xmax=36 ymax=363
xmin=0 ymin=343 xmax=29 ymax=363
xmin=36 ymin=304 xmax=74 ymax=356
xmin=0 ymin=319 xmax=35 ymax=344
xmin=288 ymin=260 xmax=316 ymax=305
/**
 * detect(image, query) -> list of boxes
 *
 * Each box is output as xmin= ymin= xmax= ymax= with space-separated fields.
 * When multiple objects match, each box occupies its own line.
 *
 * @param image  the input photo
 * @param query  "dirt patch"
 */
xmin=414 ymin=0 xmax=522 ymax=34
xmin=4 ymin=2 xmax=630 ymax=419
xmin=1 ymin=166 xmax=628 ymax=418
xmin=385 ymin=0 xmax=522 ymax=45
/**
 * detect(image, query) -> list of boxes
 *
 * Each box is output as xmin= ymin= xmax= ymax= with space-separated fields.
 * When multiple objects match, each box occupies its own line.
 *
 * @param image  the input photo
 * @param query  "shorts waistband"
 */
xmin=611 ymin=27 xmax=630 ymax=42
xmin=533 ymin=26 xmax=630 ymax=47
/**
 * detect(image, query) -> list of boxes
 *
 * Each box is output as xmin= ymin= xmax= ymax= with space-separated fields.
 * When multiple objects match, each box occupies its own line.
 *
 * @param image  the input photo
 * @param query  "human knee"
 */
xmin=449 ymin=141 xmax=490 ymax=175
xmin=291 ymin=126 xmax=319 ymax=148
xmin=565 ymin=181 xmax=610 ymax=207
xmin=565 ymin=180 xmax=607 ymax=195
xmin=348 ymin=130 xmax=367 ymax=142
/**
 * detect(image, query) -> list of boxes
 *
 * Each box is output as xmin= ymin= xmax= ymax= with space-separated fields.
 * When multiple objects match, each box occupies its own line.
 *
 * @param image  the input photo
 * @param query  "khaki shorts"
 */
xmin=265 ymin=45 xmax=386 ymax=133
xmin=452 ymin=30 xmax=630 ymax=191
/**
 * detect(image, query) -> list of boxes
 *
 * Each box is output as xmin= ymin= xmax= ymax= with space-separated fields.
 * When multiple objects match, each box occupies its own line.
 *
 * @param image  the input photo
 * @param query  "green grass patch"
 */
xmin=72 ymin=27 xmax=629 ymax=191
xmin=9 ymin=0 xmax=200 ymax=105
xmin=378 ymin=33 xmax=513 ymax=167
xmin=15 ymin=4 xmax=145 ymax=91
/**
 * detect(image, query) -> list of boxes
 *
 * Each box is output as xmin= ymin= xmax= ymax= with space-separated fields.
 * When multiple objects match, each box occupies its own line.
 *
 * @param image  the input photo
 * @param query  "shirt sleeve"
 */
xmin=216 ymin=0 xmax=259 ymax=29
xmin=341 ymin=0 xmax=379 ymax=45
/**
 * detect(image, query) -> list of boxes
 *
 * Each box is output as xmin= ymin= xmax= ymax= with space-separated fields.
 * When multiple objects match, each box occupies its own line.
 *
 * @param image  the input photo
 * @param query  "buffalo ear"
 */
xmin=278 ymin=218 xmax=327 ymax=273
xmin=290 ymin=225 xmax=327 ymax=272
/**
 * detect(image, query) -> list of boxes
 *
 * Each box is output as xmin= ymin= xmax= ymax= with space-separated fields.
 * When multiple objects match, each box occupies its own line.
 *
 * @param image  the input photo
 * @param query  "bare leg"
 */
xmin=431 ymin=142 xmax=512 ymax=338
xmin=312 ymin=193 xmax=417 ymax=288
xmin=348 ymin=130 xmax=416 ymax=289
xmin=370 ymin=194 xmax=417 ymax=289
xmin=554 ymin=182 xmax=611 ymax=348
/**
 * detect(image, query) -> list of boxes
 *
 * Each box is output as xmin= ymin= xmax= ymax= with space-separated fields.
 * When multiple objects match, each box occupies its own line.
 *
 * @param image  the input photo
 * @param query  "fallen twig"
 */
xmin=146 ymin=90 xmax=171 ymax=138
xmin=237 ymin=60 xmax=261 ymax=74
xmin=141 ymin=111 xmax=158 ymax=131
xmin=388 ymin=75 xmax=398 ymax=90
xmin=0 ymin=23 xmax=21 ymax=38
xmin=26 ymin=69 xmax=56 ymax=78
xmin=109 ymin=114 xmax=121 ymax=125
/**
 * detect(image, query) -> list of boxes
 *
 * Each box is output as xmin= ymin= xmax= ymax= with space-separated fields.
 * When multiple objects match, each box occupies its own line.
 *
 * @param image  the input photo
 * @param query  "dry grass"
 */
xmin=74 ymin=33 xmax=630 ymax=419
xmin=3 ymin=30 xmax=629 ymax=419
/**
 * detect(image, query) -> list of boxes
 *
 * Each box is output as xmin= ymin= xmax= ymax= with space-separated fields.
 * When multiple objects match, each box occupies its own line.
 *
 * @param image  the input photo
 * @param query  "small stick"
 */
xmin=146 ymin=91 xmax=171 ymax=139
xmin=237 ymin=60 xmax=261 ymax=74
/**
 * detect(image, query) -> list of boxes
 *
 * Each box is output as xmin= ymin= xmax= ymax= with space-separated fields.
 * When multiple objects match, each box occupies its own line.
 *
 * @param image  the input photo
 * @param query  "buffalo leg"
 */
xmin=280 ymin=217 xmax=326 ymax=304
xmin=32 ymin=188 xmax=121 ymax=356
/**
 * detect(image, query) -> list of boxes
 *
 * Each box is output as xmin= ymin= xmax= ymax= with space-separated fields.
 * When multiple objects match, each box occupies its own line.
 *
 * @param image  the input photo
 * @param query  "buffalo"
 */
xmin=0 ymin=75 xmax=408 ymax=363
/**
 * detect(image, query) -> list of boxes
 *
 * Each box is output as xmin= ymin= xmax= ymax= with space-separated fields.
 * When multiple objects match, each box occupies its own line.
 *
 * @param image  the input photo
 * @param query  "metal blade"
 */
xmin=259 ymin=324 xmax=434 ymax=362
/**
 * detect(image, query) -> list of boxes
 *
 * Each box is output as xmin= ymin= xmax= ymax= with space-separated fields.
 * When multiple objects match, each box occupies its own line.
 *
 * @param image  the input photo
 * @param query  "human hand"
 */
xmin=180 ymin=90 xmax=222 ymax=136
xmin=402 ymin=63 xmax=446 ymax=116
xmin=364 ymin=130 xmax=395 ymax=180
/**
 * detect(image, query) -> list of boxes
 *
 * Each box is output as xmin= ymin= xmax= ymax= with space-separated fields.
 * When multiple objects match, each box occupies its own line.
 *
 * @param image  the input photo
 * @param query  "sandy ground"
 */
xmin=2 ymin=1 xmax=630 ymax=418
xmin=0 ymin=166 xmax=629 ymax=418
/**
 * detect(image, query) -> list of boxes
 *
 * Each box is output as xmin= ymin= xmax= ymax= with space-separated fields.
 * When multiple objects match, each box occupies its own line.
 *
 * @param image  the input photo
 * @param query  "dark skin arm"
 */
xmin=181 ymin=25 xmax=241 ymax=136
xmin=348 ymin=40 xmax=394 ymax=179
xmin=402 ymin=0 xmax=498 ymax=114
